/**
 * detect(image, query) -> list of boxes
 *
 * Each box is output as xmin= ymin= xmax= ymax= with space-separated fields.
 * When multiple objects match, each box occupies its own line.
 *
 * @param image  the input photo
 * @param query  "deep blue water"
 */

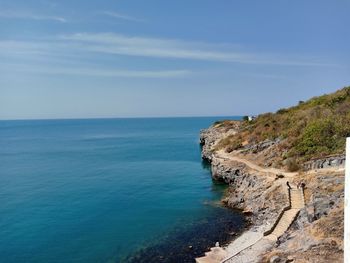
xmin=0 ymin=117 xmax=244 ymax=263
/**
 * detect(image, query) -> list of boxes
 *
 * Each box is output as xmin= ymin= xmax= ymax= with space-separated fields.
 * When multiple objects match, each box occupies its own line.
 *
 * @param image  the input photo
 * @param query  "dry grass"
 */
xmin=308 ymin=205 xmax=344 ymax=244
xmin=215 ymin=86 xmax=350 ymax=167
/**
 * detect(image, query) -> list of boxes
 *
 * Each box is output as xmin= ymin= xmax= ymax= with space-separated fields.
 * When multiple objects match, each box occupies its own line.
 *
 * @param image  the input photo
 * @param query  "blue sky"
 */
xmin=0 ymin=0 xmax=349 ymax=119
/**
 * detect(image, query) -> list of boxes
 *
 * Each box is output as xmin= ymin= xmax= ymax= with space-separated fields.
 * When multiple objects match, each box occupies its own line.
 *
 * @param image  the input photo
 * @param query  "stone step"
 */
xmin=196 ymin=256 xmax=218 ymax=263
xmin=292 ymin=202 xmax=302 ymax=205
xmin=274 ymin=223 xmax=290 ymax=231
xmin=206 ymin=249 xmax=226 ymax=260
xmin=277 ymin=222 xmax=290 ymax=228
xmin=196 ymin=247 xmax=227 ymax=263
xmin=291 ymin=204 xmax=303 ymax=207
xmin=273 ymin=224 xmax=290 ymax=232
xmin=291 ymin=199 xmax=303 ymax=202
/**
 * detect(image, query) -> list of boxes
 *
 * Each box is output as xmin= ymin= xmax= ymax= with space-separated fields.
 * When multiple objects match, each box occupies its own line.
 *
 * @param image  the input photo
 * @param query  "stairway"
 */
xmin=290 ymin=188 xmax=305 ymax=209
xmin=220 ymin=186 xmax=305 ymax=263
xmin=265 ymin=208 xmax=299 ymax=241
xmin=266 ymin=188 xmax=304 ymax=241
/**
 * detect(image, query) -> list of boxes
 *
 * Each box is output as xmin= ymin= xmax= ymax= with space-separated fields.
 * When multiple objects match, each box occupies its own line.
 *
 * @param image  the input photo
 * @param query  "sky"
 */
xmin=0 ymin=0 xmax=349 ymax=120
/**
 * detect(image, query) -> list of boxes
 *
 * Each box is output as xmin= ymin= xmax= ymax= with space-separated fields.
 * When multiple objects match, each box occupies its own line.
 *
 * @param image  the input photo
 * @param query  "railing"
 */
xmin=300 ymin=186 xmax=305 ymax=207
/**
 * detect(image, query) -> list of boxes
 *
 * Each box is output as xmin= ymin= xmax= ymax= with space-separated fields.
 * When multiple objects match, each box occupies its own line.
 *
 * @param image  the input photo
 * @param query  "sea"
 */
xmin=0 ymin=117 xmax=244 ymax=263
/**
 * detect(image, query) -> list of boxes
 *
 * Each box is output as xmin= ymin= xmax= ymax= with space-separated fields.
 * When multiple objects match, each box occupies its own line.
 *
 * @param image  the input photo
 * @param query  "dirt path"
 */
xmin=216 ymin=150 xmax=298 ymax=178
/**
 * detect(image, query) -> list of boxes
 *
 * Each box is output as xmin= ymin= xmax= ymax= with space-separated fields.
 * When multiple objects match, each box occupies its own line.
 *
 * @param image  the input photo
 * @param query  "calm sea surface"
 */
xmin=0 ymin=117 xmax=244 ymax=263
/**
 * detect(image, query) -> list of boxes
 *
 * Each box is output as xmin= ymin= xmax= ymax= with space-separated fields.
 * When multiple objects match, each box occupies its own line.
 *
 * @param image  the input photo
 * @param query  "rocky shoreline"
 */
xmin=200 ymin=124 xmax=288 ymax=229
xmin=199 ymin=122 xmax=344 ymax=263
xmin=122 ymin=206 xmax=245 ymax=263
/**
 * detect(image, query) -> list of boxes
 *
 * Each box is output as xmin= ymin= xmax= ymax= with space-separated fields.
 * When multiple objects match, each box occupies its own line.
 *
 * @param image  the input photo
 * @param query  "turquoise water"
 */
xmin=0 ymin=117 xmax=243 ymax=263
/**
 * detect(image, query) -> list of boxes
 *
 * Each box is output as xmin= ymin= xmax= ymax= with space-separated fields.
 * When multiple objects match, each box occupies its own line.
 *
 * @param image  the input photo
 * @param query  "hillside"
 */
xmin=198 ymin=86 xmax=346 ymax=263
xmin=214 ymin=86 xmax=350 ymax=171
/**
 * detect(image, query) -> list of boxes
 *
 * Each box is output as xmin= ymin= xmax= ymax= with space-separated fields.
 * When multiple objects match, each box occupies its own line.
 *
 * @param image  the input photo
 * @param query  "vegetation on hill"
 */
xmin=216 ymin=86 xmax=350 ymax=168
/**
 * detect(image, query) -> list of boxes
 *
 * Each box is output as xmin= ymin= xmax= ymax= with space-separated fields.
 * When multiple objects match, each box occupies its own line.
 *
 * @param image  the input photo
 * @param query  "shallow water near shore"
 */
xmin=0 ymin=117 xmax=243 ymax=263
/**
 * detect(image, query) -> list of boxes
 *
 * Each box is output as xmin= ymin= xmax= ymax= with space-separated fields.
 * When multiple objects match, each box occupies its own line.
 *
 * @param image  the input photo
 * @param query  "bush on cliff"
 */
xmin=216 ymin=86 xmax=350 ymax=166
xmin=294 ymin=118 xmax=348 ymax=159
xmin=286 ymin=158 xmax=300 ymax=172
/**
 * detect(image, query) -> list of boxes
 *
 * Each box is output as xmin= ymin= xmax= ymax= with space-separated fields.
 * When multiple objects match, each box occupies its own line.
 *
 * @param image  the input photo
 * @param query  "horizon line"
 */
xmin=0 ymin=115 xmax=245 ymax=122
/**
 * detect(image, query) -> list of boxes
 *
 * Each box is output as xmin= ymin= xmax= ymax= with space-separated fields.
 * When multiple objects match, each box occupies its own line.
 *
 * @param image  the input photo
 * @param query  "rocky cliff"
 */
xmin=200 ymin=123 xmax=289 ymax=228
xmin=199 ymin=120 xmax=240 ymax=162
xmin=200 ymin=121 xmax=344 ymax=262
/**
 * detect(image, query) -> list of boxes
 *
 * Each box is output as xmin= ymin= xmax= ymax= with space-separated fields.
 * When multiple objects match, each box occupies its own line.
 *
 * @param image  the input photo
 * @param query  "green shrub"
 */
xmin=295 ymin=117 xmax=349 ymax=159
xmin=218 ymin=86 xmax=350 ymax=164
xmin=286 ymin=158 xmax=300 ymax=172
xmin=276 ymin=108 xmax=288 ymax=114
xmin=226 ymin=138 xmax=243 ymax=152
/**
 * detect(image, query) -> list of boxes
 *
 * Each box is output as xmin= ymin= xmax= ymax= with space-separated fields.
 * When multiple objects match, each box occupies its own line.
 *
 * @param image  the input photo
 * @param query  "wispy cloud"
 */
xmin=60 ymin=33 xmax=246 ymax=62
xmin=0 ymin=63 xmax=190 ymax=78
xmin=98 ymin=11 xmax=145 ymax=22
xmin=59 ymin=33 xmax=333 ymax=67
xmin=0 ymin=10 xmax=67 ymax=22
xmin=0 ymin=32 xmax=337 ymax=79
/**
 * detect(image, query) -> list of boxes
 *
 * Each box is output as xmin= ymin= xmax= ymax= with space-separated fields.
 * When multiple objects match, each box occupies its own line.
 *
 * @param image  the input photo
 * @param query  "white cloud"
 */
xmin=0 ymin=32 xmax=337 ymax=76
xmin=0 ymin=61 xmax=191 ymax=78
xmin=0 ymin=10 xmax=66 ymax=22
xmin=59 ymin=33 xmax=332 ymax=66
xmin=32 ymin=68 xmax=191 ymax=78
xmin=98 ymin=11 xmax=144 ymax=22
xmin=60 ymin=33 xmax=246 ymax=62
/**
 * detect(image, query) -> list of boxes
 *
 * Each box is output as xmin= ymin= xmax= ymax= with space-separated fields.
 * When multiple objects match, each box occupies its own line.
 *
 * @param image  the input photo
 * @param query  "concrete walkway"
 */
xmin=224 ymin=238 xmax=274 ymax=263
xmin=224 ymin=228 xmax=264 ymax=257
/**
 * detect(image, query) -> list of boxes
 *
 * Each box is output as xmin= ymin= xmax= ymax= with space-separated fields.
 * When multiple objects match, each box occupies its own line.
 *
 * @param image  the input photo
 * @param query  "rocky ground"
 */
xmin=199 ymin=122 xmax=345 ymax=263
xmin=199 ymin=120 xmax=241 ymax=162
xmin=261 ymin=170 xmax=344 ymax=263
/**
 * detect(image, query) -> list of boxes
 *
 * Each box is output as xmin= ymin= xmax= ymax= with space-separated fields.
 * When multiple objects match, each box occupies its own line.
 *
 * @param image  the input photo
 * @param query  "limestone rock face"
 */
xmin=210 ymin=154 xmax=289 ymax=227
xmin=200 ymin=122 xmax=289 ymax=227
xmin=303 ymin=155 xmax=345 ymax=170
xmin=241 ymin=138 xmax=281 ymax=154
xmin=199 ymin=128 xmax=223 ymax=162
xmin=199 ymin=121 xmax=240 ymax=162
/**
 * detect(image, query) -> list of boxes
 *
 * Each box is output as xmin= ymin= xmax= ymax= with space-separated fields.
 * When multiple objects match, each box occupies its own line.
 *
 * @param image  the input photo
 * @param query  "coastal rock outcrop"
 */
xmin=200 ymin=123 xmax=289 ymax=228
xmin=199 ymin=118 xmax=345 ymax=263
xmin=199 ymin=120 xmax=240 ymax=162
xmin=212 ymin=155 xmax=288 ymax=227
